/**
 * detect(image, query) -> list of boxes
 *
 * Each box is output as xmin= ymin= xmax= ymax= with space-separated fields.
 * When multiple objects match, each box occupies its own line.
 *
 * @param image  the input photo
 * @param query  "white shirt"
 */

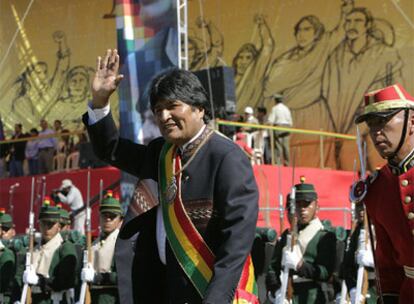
xmin=57 ymin=185 xmax=84 ymax=211
xmin=267 ymin=103 xmax=293 ymax=126
xmin=88 ymin=103 xmax=206 ymax=264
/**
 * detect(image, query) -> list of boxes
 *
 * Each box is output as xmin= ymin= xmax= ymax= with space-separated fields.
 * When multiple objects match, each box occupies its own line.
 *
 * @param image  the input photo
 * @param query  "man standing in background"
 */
xmin=56 ymin=179 xmax=85 ymax=234
xmin=37 ymin=119 xmax=57 ymax=174
xmin=267 ymin=94 xmax=293 ymax=165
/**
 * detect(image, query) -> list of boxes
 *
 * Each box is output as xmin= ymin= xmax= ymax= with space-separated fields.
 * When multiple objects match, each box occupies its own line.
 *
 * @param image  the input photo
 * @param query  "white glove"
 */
xmin=267 ymin=289 xmax=289 ymax=304
xmin=349 ymin=287 xmax=365 ymax=304
xmin=282 ymin=250 xmax=301 ymax=270
xmin=81 ymin=264 xmax=95 ymax=283
xmin=23 ymin=267 xmax=39 ymax=285
xmin=356 ymin=249 xmax=374 ymax=267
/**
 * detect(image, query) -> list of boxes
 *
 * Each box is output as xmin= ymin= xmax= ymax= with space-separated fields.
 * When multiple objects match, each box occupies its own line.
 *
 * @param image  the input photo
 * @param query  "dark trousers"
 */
xmin=9 ymin=159 xmax=24 ymax=177
xmin=28 ymin=158 xmax=39 ymax=175
xmin=38 ymin=147 xmax=54 ymax=174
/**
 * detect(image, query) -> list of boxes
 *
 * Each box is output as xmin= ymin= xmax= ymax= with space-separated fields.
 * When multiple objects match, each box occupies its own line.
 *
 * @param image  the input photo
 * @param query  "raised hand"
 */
xmin=91 ymin=49 xmax=124 ymax=108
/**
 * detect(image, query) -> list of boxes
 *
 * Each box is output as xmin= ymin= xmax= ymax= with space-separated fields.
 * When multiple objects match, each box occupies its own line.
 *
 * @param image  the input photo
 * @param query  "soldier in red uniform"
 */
xmin=354 ymin=84 xmax=414 ymax=303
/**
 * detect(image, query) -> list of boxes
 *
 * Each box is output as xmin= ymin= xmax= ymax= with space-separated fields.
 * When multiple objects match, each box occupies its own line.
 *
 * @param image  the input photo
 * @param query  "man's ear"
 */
xmin=409 ymin=110 xmax=414 ymax=135
xmin=197 ymin=107 xmax=205 ymax=121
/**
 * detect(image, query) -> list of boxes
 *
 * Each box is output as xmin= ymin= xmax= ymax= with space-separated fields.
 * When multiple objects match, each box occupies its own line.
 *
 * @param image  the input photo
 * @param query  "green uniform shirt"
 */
xmin=0 ymin=244 xmax=16 ymax=304
xmin=266 ymin=221 xmax=336 ymax=304
xmin=31 ymin=240 xmax=78 ymax=304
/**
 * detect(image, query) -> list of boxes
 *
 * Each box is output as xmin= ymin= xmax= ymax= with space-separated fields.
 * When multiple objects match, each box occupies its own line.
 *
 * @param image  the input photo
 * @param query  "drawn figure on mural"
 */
xmin=233 ymin=14 xmax=274 ymax=113
xmin=119 ymin=0 xmax=178 ymax=143
xmin=188 ymin=17 xmax=224 ymax=71
xmin=10 ymin=31 xmax=70 ymax=126
xmin=48 ymin=65 xmax=95 ymax=128
xmin=320 ymin=7 xmax=403 ymax=168
xmin=263 ymin=0 xmax=354 ymax=128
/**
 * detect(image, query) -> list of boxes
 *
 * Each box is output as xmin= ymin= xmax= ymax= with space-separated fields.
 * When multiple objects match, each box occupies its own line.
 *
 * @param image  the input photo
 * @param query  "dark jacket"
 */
xmin=83 ymin=112 xmax=259 ymax=304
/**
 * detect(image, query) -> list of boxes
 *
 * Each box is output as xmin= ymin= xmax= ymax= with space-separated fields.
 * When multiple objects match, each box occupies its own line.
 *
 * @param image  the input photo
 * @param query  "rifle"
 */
xmin=354 ymin=128 xmax=369 ymax=304
xmin=277 ymin=157 xmax=284 ymax=234
xmin=278 ymin=153 xmax=297 ymax=304
xmin=20 ymin=177 xmax=35 ymax=304
xmin=340 ymin=159 xmax=358 ymax=304
xmin=78 ymin=169 xmax=92 ymax=304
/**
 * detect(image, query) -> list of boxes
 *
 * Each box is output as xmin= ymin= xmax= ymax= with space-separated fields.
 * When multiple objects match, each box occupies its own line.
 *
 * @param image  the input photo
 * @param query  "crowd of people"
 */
xmin=226 ymin=94 xmax=293 ymax=166
xmin=0 ymin=119 xmax=88 ymax=178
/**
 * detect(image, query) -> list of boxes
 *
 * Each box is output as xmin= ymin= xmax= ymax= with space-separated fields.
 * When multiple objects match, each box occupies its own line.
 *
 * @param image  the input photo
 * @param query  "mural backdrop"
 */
xmin=1 ymin=0 xmax=413 ymax=170
xmin=0 ymin=0 xmax=117 ymax=133
xmin=188 ymin=0 xmax=414 ymax=170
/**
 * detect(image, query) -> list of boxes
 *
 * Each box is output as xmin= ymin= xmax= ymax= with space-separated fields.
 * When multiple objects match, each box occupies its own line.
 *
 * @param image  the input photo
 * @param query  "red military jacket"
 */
xmin=363 ymin=160 xmax=414 ymax=303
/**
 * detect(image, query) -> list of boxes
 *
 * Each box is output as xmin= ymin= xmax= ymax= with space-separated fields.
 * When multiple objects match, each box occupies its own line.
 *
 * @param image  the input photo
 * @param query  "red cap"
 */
xmin=356 ymin=84 xmax=414 ymax=123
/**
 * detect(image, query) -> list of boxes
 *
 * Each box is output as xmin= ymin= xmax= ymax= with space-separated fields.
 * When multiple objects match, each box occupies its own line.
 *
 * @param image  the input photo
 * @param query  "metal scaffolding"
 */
xmin=177 ymin=0 xmax=188 ymax=70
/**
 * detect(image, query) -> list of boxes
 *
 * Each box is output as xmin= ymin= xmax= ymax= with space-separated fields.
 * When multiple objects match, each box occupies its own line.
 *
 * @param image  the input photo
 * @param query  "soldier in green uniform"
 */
xmin=57 ymin=203 xmax=84 ymax=301
xmin=81 ymin=192 xmax=123 ymax=303
xmin=266 ymin=178 xmax=337 ymax=303
xmin=0 ymin=210 xmax=16 ymax=304
xmin=22 ymin=201 xmax=78 ymax=304
xmin=0 ymin=209 xmax=16 ymax=241
xmin=0 ymin=209 xmax=28 ymax=304
xmin=342 ymin=202 xmax=377 ymax=303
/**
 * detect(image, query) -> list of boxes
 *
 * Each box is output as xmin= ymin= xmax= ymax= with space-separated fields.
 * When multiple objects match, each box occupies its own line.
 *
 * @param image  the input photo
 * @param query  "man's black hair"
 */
xmin=257 ymin=107 xmax=267 ymax=115
xmin=149 ymin=68 xmax=211 ymax=123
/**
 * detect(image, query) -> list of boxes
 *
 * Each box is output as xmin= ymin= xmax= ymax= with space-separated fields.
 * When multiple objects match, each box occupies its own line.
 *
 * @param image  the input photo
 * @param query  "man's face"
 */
xmin=61 ymin=186 xmax=71 ymax=195
xmin=14 ymin=124 xmax=22 ymax=134
xmin=39 ymin=220 xmax=61 ymax=242
xmin=366 ymin=110 xmax=406 ymax=159
xmin=100 ymin=212 xmax=122 ymax=235
xmin=1 ymin=226 xmax=16 ymax=240
xmin=40 ymin=120 xmax=48 ymax=130
xmin=153 ymin=100 xmax=205 ymax=146
xmin=345 ymin=11 xmax=368 ymax=41
xmin=257 ymin=111 xmax=266 ymax=121
xmin=54 ymin=121 xmax=62 ymax=130
xmin=61 ymin=224 xmax=71 ymax=232
xmin=236 ymin=51 xmax=254 ymax=75
xmin=295 ymin=19 xmax=316 ymax=49
xmin=244 ymin=113 xmax=253 ymax=120
xmin=296 ymin=200 xmax=317 ymax=225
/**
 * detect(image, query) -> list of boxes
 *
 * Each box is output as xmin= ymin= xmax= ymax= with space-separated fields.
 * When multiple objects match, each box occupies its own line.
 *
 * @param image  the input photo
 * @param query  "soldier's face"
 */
xmin=100 ymin=212 xmax=122 ymax=235
xmin=296 ymin=200 xmax=317 ymax=225
xmin=366 ymin=110 xmax=410 ymax=160
xmin=1 ymin=227 xmax=15 ymax=240
xmin=154 ymin=99 xmax=205 ymax=146
xmin=40 ymin=220 xmax=61 ymax=242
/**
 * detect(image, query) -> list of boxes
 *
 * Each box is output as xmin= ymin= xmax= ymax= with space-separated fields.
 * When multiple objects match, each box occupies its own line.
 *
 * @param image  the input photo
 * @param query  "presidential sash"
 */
xmin=159 ymin=143 xmax=258 ymax=303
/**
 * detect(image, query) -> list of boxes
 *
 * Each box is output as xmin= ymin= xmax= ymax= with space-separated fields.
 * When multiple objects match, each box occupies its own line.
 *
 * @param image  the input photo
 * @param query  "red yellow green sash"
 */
xmin=159 ymin=142 xmax=258 ymax=303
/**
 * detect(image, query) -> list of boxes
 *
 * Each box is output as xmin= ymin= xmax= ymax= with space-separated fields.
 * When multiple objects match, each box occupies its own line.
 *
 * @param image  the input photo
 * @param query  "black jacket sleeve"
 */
xmin=203 ymin=146 xmax=259 ymax=304
xmin=82 ymin=111 xmax=163 ymax=180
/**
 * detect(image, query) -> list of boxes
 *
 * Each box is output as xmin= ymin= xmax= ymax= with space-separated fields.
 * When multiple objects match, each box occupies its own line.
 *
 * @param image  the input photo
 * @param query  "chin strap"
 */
xmin=387 ymin=109 xmax=409 ymax=161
